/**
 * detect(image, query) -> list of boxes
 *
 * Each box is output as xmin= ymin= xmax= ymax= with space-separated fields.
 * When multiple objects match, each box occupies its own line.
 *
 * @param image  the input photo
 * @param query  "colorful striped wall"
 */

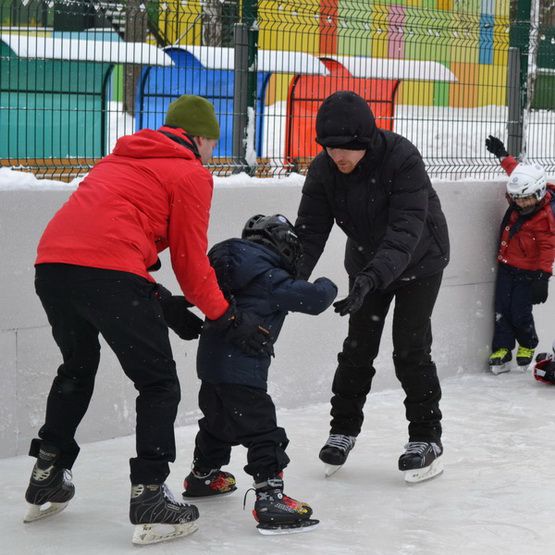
xmin=259 ymin=0 xmax=510 ymax=108
xmin=159 ymin=0 xmax=510 ymax=108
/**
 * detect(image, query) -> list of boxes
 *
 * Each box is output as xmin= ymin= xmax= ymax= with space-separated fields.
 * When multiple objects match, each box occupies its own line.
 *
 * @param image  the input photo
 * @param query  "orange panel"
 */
xmin=449 ymin=62 xmax=479 ymax=108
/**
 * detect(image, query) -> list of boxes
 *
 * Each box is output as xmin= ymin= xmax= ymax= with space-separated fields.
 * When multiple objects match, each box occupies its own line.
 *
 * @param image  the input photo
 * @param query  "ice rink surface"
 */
xmin=1 ymin=371 xmax=554 ymax=555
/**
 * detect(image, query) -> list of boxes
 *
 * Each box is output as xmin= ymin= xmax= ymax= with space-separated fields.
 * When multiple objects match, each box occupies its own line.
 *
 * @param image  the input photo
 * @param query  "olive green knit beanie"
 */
xmin=164 ymin=95 xmax=220 ymax=140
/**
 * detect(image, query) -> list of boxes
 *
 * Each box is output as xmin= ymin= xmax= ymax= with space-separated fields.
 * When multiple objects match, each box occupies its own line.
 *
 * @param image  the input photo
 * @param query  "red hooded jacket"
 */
xmin=497 ymin=156 xmax=555 ymax=274
xmin=36 ymin=126 xmax=228 ymax=320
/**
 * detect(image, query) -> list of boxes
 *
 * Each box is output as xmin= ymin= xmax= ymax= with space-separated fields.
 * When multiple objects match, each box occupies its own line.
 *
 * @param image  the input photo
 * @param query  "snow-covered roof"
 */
xmin=171 ymin=45 xmax=329 ymax=75
xmin=0 ymin=34 xmax=174 ymax=66
xmin=325 ymin=55 xmax=457 ymax=82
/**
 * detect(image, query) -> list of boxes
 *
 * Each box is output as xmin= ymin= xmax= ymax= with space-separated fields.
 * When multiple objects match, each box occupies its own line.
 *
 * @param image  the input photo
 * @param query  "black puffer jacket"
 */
xmin=197 ymin=238 xmax=337 ymax=390
xmin=295 ymin=131 xmax=450 ymax=289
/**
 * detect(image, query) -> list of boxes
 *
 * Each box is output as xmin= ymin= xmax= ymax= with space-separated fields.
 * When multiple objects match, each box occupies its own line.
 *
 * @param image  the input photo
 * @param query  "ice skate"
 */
xmin=24 ymin=445 xmax=75 ymax=523
xmin=182 ymin=467 xmax=237 ymax=498
xmin=489 ymin=348 xmax=512 ymax=375
xmin=399 ymin=442 xmax=443 ymax=483
xmin=250 ymin=476 xmax=319 ymax=535
xmin=319 ymin=434 xmax=356 ymax=477
xmin=130 ymin=483 xmax=199 ymax=545
xmin=516 ymin=346 xmax=535 ymax=371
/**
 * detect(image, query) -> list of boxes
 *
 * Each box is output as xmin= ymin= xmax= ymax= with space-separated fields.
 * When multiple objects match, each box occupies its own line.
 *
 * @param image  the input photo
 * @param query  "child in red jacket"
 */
xmin=485 ymin=136 xmax=555 ymax=374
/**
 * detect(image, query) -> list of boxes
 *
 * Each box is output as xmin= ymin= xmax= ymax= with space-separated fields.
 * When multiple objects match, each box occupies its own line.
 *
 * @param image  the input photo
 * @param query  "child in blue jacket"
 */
xmin=182 ymin=214 xmax=337 ymax=535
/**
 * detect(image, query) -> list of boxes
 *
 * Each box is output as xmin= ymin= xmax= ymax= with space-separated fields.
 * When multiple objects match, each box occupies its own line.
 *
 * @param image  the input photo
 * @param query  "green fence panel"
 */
xmin=1 ymin=91 xmax=104 ymax=158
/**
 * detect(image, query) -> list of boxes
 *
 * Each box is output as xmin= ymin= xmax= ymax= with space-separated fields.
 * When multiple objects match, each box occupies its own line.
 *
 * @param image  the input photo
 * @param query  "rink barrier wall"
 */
xmin=1 ymin=180 xmax=553 ymax=459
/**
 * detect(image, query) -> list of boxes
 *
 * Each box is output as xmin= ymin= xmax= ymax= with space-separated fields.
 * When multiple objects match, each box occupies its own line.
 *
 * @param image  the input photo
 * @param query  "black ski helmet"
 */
xmin=242 ymin=214 xmax=302 ymax=275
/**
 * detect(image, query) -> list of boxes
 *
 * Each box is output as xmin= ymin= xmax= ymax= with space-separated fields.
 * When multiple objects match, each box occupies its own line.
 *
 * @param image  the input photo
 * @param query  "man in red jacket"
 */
xmin=23 ymin=95 xmax=272 ymax=545
xmin=485 ymin=136 xmax=555 ymax=374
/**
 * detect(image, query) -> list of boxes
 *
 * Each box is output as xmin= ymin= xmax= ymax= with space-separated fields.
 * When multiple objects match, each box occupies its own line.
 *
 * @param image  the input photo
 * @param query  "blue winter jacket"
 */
xmin=196 ymin=238 xmax=338 ymax=390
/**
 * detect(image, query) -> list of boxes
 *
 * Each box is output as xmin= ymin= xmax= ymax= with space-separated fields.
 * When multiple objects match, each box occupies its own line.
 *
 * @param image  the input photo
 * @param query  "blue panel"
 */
xmin=479 ymin=14 xmax=494 ymax=65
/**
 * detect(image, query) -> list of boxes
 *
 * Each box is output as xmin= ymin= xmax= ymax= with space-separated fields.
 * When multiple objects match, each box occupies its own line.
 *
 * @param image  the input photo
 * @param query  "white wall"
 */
xmin=1 ymin=181 xmax=553 ymax=459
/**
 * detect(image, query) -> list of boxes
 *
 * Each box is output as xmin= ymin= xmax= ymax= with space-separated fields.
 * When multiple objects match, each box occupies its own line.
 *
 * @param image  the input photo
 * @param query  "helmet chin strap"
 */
xmin=514 ymin=202 xmax=540 ymax=215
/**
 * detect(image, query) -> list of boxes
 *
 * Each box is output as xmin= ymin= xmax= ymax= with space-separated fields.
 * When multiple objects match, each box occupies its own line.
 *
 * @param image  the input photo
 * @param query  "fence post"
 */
xmin=507 ymin=47 xmax=523 ymax=158
xmin=232 ymin=23 xmax=249 ymax=171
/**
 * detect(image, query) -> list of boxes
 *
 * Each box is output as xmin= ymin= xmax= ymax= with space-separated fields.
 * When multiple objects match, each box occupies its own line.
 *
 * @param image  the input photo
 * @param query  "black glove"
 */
xmin=530 ymin=276 xmax=549 ymax=305
xmin=485 ymin=135 xmax=508 ymax=158
xmin=333 ymin=273 xmax=376 ymax=316
xmin=147 ymin=257 xmax=162 ymax=272
xmin=160 ymin=296 xmax=203 ymax=340
xmin=204 ymin=299 xmax=274 ymax=357
xmin=154 ymin=283 xmax=174 ymax=302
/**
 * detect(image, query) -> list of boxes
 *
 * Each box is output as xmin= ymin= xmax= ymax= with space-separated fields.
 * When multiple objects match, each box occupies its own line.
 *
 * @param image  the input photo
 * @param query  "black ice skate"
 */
xmin=489 ymin=348 xmax=512 ymax=375
xmin=398 ymin=441 xmax=443 ymax=483
xmin=130 ymin=483 xmax=199 ymax=545
xmin=319 ymin=434 xmax=356 ymax=477
xmin=182 ymin=468 xmax=237 ymax=498
xmin=250 ymin=476 xmax=319 ymax=535
xmin=24 ymin=445 xmax=75 ymax=523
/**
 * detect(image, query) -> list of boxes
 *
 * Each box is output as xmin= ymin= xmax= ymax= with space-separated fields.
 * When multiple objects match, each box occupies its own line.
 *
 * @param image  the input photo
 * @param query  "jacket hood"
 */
xmin=316 ymin=91 xmax=381 ymax=151
xmin=208 ymin=238 xmax=284 ymax=294
xmin=112 ymin=127 xmax=198 ymax=160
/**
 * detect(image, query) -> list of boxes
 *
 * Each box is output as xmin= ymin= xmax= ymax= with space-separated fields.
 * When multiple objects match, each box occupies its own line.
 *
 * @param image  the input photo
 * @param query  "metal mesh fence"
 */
xmin=0 ymin=0 xmax=553 ymax=180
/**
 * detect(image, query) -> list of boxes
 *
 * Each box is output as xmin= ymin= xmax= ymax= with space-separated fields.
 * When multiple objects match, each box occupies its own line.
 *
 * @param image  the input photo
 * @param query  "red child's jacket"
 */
xmin=497 ymin=156 xmax=555 ymax=274
xmin=36 ymin=126 xmax=228 ymax=320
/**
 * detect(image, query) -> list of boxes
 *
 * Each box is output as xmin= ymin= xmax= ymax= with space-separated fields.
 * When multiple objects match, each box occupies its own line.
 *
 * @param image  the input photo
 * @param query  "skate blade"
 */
xmin=257 ymin=519 xmax=319 ymax=536
xmin=324 ymin=463 xmax=342 ymax=477
xmin=132 ymin=522 xmax=199 ymax=545
xmin=490 ymin=363 xmax=511 ymax=375
xmin=404 ymin=458 xmax=444 ymax=484
xmin=516 ymin=362 xmax=533 ymax=373
xmin=23 ymin=501 xmax=69 ymax=523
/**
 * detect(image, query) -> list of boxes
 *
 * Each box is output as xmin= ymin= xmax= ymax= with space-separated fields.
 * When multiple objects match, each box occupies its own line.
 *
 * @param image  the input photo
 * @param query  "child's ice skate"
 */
xmin=249 ymin=476 xmax=319 ymax=535
xmin=399 ymin=441 xmax=443 ymax=483
xmin=130 ymin=483 xmax=199 ymax=545
xmin=24 ymin=445 xmax=75 ymax=523
xmin=489 ymin=348 xmax=512 ymax=374
xmin=182 ymin=467 xmax=237 ymax=498
xmin=516 ymin=346 xmax=535 ymax=371
xmin=318 ymin=434 xmax=356 ymax=477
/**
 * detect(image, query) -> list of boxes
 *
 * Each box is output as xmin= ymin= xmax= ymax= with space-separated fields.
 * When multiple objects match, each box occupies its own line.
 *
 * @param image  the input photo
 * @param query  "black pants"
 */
xmin=330 ymin=272 xmax=443 ymax=443
xmin=492 ymin=263 xmax=538 ymax=351
xmin=32 ymin=263 xmax=180 ymax=484
xmin=193 ymin=382 xmax=289 ymax=482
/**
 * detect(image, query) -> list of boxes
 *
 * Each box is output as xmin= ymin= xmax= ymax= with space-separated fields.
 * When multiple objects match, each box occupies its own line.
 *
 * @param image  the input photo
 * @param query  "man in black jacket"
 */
xmin=295 ymin=91 xmax=450 ymax=483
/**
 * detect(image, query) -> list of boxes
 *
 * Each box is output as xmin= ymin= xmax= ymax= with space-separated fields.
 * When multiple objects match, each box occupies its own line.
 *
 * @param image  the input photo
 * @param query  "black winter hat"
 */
xmin=315 ymin=91 xmax=377 ymax=150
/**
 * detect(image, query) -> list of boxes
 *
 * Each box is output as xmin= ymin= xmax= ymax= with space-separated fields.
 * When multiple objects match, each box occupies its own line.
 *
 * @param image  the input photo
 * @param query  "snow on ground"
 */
xmin=2 ymin=372 xmax=554 ymax=555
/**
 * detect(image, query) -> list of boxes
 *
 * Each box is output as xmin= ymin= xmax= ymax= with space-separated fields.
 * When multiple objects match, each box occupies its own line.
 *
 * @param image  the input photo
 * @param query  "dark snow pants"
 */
xmin=32 ymin=263 xmax=180 ymax=485
xmin=492 ymin=263 xmax=538 ymax=351
xmin=193 ymin=382 xmax=289 ymax=482
xmin=329 ymin=272 xmax=443 ymax=444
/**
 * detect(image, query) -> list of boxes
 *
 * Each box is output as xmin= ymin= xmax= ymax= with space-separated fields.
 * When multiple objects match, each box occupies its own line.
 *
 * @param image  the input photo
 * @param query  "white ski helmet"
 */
xmin=506 ymin=163 xmax=547 ymax=201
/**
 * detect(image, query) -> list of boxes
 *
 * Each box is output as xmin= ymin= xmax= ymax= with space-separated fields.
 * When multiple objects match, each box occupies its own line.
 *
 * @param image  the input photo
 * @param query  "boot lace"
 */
xmin=403 ymin=442 xmax=441 ymax=456
xmin=490 ymin=348 xmax=510 ymax=361
xmin=325 ymin=434 xmax=355 ymax=452
xmin=242 ymin=488 xmax=256 ymax=510
xmin=161 ymin=483 xmax=190 ymax=508
xmin=516 ymin=346 xmax=535 ymax=359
